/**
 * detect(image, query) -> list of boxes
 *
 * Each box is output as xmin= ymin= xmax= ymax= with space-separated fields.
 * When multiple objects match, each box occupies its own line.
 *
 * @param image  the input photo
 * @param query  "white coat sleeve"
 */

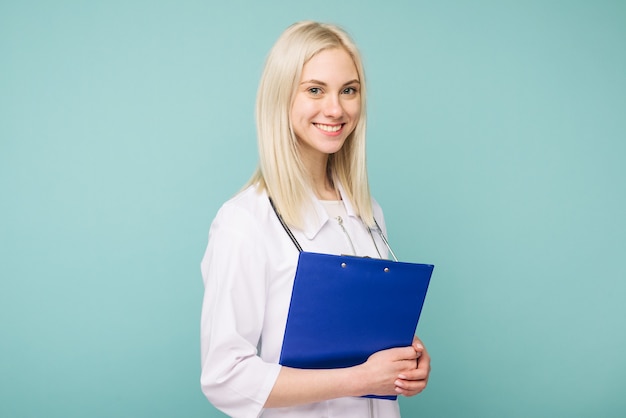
xmin=200 ymin=203 xmax=281 ymax=418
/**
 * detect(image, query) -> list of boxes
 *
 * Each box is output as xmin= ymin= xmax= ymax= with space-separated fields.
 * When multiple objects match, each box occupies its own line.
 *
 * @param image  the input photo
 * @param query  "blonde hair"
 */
xmin=247 ymin=21 xmax=374 ymax=228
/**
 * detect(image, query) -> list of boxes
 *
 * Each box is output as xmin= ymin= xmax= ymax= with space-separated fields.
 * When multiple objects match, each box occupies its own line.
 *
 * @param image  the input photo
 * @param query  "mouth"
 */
xmin=314 ymin=123 xmax=344 ymax=133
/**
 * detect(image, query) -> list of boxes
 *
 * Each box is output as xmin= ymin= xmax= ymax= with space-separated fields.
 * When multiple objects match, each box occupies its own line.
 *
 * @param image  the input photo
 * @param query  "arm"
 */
xmin=265 ymin=344 xmax=421 ymax=408
xmin=200 ymin=204 xmax=282 ymax=417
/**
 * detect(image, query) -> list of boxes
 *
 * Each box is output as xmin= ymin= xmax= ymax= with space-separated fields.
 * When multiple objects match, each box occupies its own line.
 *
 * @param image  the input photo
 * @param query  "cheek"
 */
xmin=291 ymin=98 xmax=316 ymax=121
xmin=347 ymin=102 xmax=361 ymax=121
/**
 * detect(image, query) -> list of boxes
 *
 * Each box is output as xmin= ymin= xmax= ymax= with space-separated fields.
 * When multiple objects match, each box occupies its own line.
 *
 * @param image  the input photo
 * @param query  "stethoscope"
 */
xmin=368 ymin=219 xmax=399 ymax=262
xmin=270 ymin=196 xmax=399 ymax=262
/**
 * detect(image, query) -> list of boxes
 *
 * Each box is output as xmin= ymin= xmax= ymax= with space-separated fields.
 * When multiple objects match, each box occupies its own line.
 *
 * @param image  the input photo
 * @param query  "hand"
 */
xmin=393 ymin=336 xmax=430 ymax=397
xmin=358 ymin=345 xmax=421 ymax=397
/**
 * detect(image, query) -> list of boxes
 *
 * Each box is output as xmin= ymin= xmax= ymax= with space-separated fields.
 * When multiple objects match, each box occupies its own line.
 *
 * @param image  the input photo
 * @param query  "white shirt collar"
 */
xmin=301 ymin=182 xmax=358 ymax=240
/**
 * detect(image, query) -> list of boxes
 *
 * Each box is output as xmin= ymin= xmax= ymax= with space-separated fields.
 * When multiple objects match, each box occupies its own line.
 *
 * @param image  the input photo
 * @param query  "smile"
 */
xmin=314 ymin=123 xmax=343 ymax=133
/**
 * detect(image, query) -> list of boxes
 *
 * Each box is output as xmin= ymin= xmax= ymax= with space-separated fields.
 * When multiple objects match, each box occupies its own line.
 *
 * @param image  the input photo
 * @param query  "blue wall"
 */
xmin=1 ymin=1 xmax=625 ymax=417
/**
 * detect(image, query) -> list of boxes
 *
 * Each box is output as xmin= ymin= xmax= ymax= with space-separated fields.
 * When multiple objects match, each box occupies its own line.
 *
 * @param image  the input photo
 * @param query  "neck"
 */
xmin=302 ymin=154 xmax=339 ymax=200
xmin=315 ymin=179 xmax=339 ymax=200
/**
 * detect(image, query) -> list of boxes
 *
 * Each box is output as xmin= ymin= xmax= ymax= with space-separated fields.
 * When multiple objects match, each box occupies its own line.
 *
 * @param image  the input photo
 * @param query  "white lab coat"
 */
xmin=200 ymin=184 xmax=401 ymax=418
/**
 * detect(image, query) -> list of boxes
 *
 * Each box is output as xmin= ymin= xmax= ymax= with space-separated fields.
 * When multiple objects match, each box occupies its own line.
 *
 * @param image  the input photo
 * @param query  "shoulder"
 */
xmin=220 ymin=185 xmax=268 ymax=215
xmin=211 ymin=185 xmax=274 ymax=237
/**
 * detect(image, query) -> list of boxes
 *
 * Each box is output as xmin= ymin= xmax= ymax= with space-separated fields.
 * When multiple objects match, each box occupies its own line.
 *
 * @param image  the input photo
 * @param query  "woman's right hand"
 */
xmin=356 ymin=345 xmax=421 ymax=397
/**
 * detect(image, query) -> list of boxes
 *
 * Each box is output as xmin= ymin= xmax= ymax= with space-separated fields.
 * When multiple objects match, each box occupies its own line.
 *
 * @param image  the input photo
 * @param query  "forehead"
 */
xmin=300 ymin=48 xmax=358 ymax=81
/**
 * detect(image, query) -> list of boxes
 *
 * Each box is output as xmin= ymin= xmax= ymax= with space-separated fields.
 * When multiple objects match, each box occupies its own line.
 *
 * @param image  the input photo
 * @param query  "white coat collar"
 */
xmin=301 ymin=182 xmax=358 ymax=240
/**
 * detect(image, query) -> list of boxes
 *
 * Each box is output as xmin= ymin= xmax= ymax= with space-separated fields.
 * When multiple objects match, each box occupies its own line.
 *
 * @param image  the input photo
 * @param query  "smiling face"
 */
xmin=290 ymin=48 xmax=361 ymax=168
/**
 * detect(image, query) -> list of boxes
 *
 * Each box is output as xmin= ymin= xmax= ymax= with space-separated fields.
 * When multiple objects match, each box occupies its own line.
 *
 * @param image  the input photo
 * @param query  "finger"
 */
xmin=413 ymin=336 xmax=430 ymax=358
xmin=416 ymin=348 xmax=431 ymax=371
xmin=397 ymin=367 xmax=429 ymax=382
xmin=389 ymin=346 xmax=420 ymax=361
xmin=396 ymin=372 xmax=428 ymax=388
xmin=395 ymin=386 xmax=426 ymax=397
xmin=396 ymin=359 xmax=420 ymax=375
xmin=398 ymin=349 xmax=430 ymax=378
xmin=394 ymin=378 xmax=428 ymax=397
xmin=395 ymin=387 xmax=425 ymax=397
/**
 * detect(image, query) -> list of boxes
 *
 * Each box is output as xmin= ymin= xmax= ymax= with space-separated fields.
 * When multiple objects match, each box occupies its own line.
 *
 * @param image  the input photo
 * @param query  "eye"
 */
xmin=342 ymin=86 xmax=358 ymax=95
xmin=307 ymin=87 xmax=322 ymax=95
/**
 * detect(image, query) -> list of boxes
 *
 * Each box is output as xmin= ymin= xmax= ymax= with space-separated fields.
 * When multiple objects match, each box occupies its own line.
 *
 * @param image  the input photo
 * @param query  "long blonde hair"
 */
xmin=248 ymin=21 xmax=374 ymax=228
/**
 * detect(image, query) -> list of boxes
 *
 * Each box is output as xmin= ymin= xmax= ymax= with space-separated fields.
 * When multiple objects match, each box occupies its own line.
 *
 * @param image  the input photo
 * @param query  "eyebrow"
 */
xmin=300 ymin=79 xmax=360 ymax=86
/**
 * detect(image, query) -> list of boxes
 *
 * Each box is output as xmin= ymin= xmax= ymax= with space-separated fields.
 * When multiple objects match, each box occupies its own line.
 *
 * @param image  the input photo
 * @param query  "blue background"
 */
xmin=1 ymin=1 xmax=625 ymax=417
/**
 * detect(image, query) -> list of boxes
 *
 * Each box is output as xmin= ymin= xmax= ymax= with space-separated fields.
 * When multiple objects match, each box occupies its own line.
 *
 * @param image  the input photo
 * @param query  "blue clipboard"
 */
xmin=278 ymin=251 xmax=434 ymax=400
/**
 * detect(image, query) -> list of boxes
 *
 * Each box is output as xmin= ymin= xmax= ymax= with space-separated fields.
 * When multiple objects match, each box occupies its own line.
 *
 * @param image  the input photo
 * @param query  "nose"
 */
xmin=322 ymin=95 xmax=343 ymax=119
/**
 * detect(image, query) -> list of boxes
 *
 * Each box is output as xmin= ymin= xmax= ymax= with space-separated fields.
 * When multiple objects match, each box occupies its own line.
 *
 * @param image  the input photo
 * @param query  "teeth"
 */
xmin=315 ymin=123 xmax=342 ymax=132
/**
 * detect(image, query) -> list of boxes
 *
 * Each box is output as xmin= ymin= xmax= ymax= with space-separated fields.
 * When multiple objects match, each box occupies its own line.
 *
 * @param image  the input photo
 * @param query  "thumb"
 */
xmin=412 ymin=340 xmax=424 ymax=357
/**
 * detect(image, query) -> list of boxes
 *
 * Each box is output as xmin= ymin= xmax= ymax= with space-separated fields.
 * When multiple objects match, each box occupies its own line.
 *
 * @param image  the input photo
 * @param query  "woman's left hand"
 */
xmin=393 ymin=336 xmax=431 ymax=397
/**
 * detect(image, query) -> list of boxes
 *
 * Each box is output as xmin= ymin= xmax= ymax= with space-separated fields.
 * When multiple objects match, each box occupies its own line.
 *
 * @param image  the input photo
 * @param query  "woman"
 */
xmin=200 ymin=21 xmax=430 ymax=418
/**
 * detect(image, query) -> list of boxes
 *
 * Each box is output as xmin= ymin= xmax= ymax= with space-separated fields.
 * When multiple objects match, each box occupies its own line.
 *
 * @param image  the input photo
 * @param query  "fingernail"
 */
xmin=398 ymin=374 xmax=407 ymax=379
xmin=415 ymin=344 xmax=423 ymax=350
